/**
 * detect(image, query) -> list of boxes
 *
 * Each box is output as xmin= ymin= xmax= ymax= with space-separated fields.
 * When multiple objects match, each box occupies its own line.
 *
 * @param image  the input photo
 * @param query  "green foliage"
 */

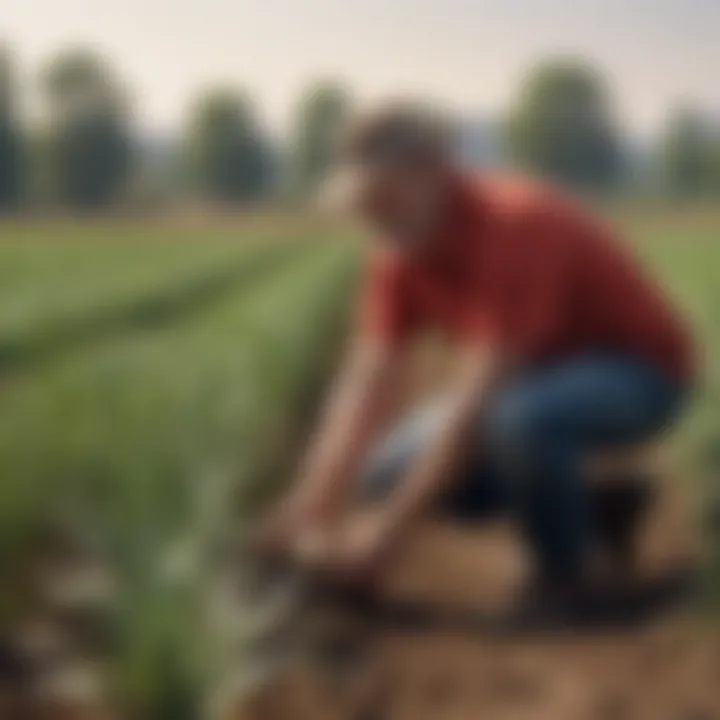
xmin=0 ymin=227 xmax=301 ymax=374
xmin=629 ymin=212 xmax=720 ymax=606
xmin=0 ymin=46 xmax=23 ymax=209
xmin=0 ymin=227 xmax=321 ymax=569
xmin=290 ymin=81 xmax=350 ymax=197
xmin=505 ymin=58 xmax=622 ymax=192
xmin=40 ymin=49 xmax=133 ymax=209
xmin=185 ymin=89 xmax=272 ymax=204
xmin=660 ymin=106 xmax=719 ymax=198
xmin=0 ymin=221 xmax=358 ymax=716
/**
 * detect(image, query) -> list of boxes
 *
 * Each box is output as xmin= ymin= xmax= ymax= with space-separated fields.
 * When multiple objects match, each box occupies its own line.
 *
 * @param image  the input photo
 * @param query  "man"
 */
xmin=261 ymin=103 xmax=693 ymax=606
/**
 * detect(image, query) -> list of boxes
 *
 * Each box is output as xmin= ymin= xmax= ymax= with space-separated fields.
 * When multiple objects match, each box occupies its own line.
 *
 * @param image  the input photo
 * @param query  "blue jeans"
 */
xmin=362 ymin=356 xmax=686 ymax=581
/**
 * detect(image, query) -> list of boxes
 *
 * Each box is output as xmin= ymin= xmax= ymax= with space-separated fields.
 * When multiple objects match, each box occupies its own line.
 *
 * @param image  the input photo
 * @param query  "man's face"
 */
xmin=353 ymin=161 xmax=448 ymax=250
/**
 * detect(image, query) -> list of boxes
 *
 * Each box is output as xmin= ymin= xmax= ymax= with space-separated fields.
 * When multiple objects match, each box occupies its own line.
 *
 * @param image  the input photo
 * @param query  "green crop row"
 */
xmin=0 ymin=226 xmax=318 ymax=375
xmin=0 ymin=237 xmax=358 ymax=717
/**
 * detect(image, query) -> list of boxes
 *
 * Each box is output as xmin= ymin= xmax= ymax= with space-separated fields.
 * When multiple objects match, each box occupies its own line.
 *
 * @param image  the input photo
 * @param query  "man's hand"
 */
xmin=293 ymin=512 xmax=394 ymax=588
xmin=251 ymin=508 xmax=297 ymax=561
xmin=252 ymin=495 xmax=327 ymax=561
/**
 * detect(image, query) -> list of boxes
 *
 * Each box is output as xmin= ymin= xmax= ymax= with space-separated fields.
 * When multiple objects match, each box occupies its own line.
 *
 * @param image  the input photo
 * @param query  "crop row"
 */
xmin=0 ymin=227 xmax=319 ymax=375
xmin=0 ymin=238 xmax=358 ymax=717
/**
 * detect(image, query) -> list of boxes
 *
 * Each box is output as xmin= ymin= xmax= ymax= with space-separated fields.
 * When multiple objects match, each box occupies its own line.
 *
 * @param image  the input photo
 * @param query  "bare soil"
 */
xmin=236 ymin=475 xmax=719 ymax=720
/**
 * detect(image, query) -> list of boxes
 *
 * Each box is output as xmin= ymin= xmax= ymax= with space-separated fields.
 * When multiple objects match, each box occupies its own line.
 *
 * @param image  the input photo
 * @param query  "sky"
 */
xmin=3 ymin=0 xmax=720 ymax=137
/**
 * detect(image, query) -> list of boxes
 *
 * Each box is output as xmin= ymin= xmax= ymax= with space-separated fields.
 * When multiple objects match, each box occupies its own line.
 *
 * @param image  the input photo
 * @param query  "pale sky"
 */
xmin=4 ymin=0 xmax=719 ymax=136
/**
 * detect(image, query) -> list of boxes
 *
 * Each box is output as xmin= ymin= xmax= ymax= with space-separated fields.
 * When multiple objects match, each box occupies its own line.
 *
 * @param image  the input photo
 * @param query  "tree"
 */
xmin=710 ymin=133 xmax=720 ymax=196
xmin=290 ymin=82 xmax=350 ymax=197
xmin=185 ymin=89 xmax=271 ymax=204
xmin=41 ymin=49 xmax=133 ymax=209
xmin=659 ymin=106 xmax=716 ymax=197
xmin=0 ymin=47 xmax=22 ymax=209
xmin=505 ymin=58 xmax=622 ymax=192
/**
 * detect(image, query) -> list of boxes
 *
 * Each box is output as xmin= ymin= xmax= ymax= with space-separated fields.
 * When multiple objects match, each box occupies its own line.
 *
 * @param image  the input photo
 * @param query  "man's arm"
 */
xmin=377 ymin=343 xmax=504 ymax=545
xmin=277 ymin=336 xmax=402 ymax=532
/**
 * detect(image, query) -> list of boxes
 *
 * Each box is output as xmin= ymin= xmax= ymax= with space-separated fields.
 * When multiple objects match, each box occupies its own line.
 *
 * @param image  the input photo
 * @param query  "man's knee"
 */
xmin=484 ymin=387 xmax=567 ymax=474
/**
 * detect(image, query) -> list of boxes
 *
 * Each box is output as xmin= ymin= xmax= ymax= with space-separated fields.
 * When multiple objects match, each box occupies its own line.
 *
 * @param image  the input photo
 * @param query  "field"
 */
xmin=0 ymin=208 xmax=718 ymax=719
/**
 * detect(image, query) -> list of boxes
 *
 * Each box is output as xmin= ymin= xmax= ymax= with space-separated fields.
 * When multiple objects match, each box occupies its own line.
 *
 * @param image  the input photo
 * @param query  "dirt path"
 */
xmin=237 ymin=478 xmax=718 ymax=720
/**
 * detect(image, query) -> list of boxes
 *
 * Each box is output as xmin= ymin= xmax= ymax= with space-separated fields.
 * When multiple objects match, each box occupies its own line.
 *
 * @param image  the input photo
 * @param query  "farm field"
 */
xmin=0 ymin=207 xmax=718 ymax=719
xmin=0 ymin=216 xmax=360 ymax=718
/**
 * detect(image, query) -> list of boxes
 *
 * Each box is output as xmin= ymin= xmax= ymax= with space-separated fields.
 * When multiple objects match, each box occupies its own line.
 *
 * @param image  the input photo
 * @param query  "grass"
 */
xmin=0 ymin=217 xmax=359 ymax=717
xmin=629 ymin=214 xmax=719 ymax=470
xmin=0 ymin=221 xmax=319 ymax=375
xmin=0 ymin=207 xmax=716 ymax=715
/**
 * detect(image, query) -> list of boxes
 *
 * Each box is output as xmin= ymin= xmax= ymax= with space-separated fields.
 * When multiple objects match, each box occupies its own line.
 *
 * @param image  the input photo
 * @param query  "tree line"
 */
xmin=1 ymin=46 xmax=720 ymax=212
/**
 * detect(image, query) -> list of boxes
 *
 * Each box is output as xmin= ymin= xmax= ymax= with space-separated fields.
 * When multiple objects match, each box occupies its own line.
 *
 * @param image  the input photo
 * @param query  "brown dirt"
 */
xmin=235 ymin=474 xmax=718 ymax=720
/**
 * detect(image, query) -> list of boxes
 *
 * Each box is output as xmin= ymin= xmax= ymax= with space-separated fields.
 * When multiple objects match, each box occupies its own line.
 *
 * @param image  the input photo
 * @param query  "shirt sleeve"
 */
xmin=355 ymin=250 xmax=416 ymax=346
